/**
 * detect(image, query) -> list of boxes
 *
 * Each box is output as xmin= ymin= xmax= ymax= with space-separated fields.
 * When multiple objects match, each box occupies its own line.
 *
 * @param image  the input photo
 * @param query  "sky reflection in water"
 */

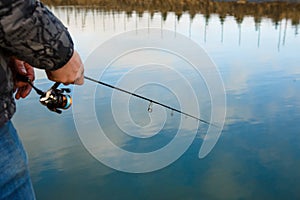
xmin=13 ymin=5 xmax=300 ymax=200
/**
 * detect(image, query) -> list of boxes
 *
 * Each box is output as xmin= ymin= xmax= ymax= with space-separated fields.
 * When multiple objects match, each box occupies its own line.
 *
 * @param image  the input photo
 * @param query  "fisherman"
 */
xmin=0 ymin=1 xmax=84 ymax=199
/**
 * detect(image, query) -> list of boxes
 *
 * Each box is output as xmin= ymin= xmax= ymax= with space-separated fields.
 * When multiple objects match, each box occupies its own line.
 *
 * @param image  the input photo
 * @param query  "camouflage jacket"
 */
xmin=0 ymin=0 xmax=74 ymax=127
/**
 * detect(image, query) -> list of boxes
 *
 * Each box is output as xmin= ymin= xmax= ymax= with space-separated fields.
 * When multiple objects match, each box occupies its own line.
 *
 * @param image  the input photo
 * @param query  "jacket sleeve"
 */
xmin=0 ymin=0 xmax=74 ymax=71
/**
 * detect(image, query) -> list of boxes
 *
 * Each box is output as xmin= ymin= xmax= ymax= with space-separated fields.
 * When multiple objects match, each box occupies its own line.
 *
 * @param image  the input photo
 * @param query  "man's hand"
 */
xmin=10 ymin=58 xmax=35 ymax=100
xmin=46 ymin=51 xmax=84 ymax=85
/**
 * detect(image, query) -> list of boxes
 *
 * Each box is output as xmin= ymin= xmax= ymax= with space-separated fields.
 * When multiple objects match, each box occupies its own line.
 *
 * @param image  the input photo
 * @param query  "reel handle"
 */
xmin=15 ymin=74 xmax=44 ymax=95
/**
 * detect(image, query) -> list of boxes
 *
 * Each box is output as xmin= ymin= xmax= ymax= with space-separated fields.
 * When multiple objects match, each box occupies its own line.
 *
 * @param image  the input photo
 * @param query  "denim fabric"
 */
xmin=0 ymin=121 xmax=35 ymax=200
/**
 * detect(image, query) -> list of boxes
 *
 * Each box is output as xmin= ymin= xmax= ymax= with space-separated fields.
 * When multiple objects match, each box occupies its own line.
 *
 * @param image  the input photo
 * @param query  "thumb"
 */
xmin=14 ymin=59 xmax=27 ymax=75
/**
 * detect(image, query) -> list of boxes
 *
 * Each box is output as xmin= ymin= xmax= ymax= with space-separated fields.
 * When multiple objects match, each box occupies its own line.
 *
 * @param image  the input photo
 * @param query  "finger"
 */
xmin=15 ymin=88 xmax=22 ymax=100
xmin=24 ymin=63 xmax=35 ymax=81
xmin=14 ymin=59 xmax=27 ymax=75
xmin=15 ymin=80 xmax=29 ymax=88
xmin=15 ymin=84 xmax=32 ymax=99
xmin=75 ymin=76 xmax=84 ymax=85
xmin=74 ymin=65 xmax=84 ymax=85
xmin=18 ymin=87 xmax=27 ymax=99
xmin=20 ymin=85 xmax=32 ymax=98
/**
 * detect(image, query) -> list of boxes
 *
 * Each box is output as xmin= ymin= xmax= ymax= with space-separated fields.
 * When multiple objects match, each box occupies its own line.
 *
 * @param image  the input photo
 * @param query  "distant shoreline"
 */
xmin=43 ymin=0 xmax=300 ymax=25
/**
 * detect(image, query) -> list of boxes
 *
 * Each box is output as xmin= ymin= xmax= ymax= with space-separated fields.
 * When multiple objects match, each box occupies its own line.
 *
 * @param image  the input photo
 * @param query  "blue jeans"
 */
xmin=0 ymin=121 xmax=35 ymax=200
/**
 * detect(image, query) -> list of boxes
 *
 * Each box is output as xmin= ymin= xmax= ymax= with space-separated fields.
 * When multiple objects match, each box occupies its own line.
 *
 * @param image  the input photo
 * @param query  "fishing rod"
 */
xmin=84 ymin=76 xmax=214 ymax=126
xmin=18 ymin=74 xmax=215 ymax=126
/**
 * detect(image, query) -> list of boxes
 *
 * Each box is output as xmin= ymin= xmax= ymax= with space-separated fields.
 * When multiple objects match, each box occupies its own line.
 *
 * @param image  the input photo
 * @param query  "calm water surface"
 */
xmin=13 ymin=4 xmax=300 ymax=200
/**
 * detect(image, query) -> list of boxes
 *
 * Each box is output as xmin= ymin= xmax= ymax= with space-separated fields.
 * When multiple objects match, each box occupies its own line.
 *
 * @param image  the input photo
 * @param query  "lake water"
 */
xmin=12 ymin=2 xmax=300 ymax=200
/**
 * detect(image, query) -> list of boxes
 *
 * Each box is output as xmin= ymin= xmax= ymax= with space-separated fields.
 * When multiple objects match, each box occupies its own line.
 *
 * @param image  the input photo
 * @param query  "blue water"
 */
xmin=13 ymin=6 xmax=300 ymax=200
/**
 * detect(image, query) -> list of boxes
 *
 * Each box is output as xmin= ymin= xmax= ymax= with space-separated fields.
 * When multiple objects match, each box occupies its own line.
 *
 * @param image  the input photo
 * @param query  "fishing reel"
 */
xmin=39 ymin=82 xmax=72 ymax=114
xmin=16 ymin=75 xmax=72 ymax=114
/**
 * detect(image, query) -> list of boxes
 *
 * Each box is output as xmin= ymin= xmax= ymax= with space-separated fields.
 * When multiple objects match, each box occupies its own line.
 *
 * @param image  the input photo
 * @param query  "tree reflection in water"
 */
xmin=43 ymin=0 xmax=300 ymax=29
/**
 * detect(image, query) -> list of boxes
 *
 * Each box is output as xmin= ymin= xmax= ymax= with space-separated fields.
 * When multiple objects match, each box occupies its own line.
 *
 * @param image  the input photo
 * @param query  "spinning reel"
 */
xmin=39 ymin=82 xmax=72 ymax=113
xmin=17 ymin=75 xmax=72 ymax=114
